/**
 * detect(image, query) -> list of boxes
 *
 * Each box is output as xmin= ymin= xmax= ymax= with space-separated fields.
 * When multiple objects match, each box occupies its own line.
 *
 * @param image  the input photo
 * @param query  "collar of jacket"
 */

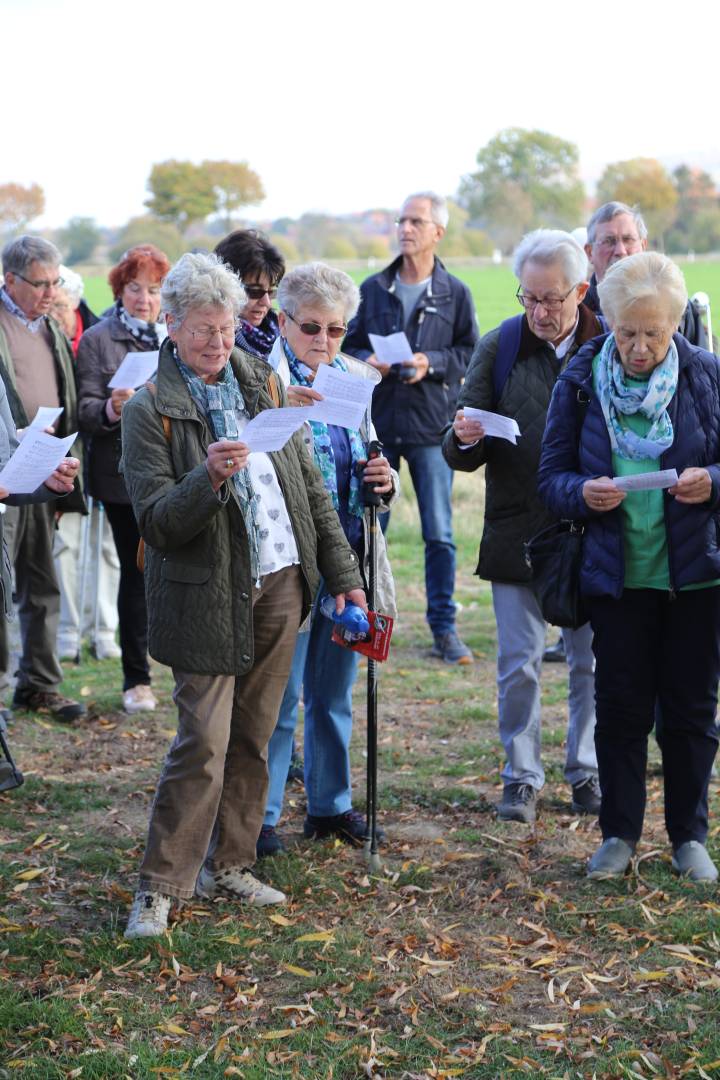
xmin=377 ymin=254 xmax=453 ymax=301
xmin=516 ymin=302 xmax=603 ymax=363
xmin=152 ymin=338 xmax=273 ymax=421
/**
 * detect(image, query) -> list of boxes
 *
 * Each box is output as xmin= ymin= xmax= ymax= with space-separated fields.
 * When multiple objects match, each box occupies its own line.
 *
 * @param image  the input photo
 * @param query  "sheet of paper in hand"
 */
xmin=611 ymin=469 xmax=679 ymax=492
xmin=241 ymin=407 xmax=307 ymax=452
xmin=0 ymin=428 xmax=77 ymax=494
xmin=462 ymin=406 xmax=521 ymax=444
xmin=108 ymin=351 xmax=160 ymax=389
xmin=368 ymin=331 xmax=413 ymax=366
xmin=306 ymin=364 xmax=375 ymax=430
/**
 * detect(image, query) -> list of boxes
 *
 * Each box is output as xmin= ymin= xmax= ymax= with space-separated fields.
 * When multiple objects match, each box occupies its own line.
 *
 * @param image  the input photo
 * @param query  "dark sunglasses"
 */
xmin=286 ymin=311 xmax=346 ymax=339
xmin=243 ymin=284 xmax=278 ymax=300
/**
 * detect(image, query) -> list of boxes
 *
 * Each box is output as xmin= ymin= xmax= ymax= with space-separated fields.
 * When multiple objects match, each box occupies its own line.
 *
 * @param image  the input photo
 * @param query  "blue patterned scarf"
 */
xmin=595 ymin=333 xmax=677 ymax=460
xmin=174 ymin=349 xmax=262 ymax=586
xmin=282 ymin=338 xmax=365 ymax=517
xmin=234 ymin=309 xmax=279 ymax=359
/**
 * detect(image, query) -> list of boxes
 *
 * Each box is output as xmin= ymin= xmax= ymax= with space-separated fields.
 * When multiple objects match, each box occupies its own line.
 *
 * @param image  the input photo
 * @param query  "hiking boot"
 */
xmin=587 ymin=837 xmax=635 ymax=879
xmin=496 ymin=782 xmax=537 ymax=824
xmin=543 ymin=636 xmax=567 ymax=663
xmin=123 ymin=684 xmax=157 ymax=714
xmin=303 ymin=808 xmax=385 ymax=846
xmin=256 ymin=825 xmax=286 ymax=859
xmin=671 ymin=841 xmax=718 ymax=883
xmin=571 ymin=776 xmax=601 ymax=816
xmin=124 ymin=891 xmax=172 ymax=938
xmin=431 ymin=630 xmax=473 ymax=665
xmin=195 ymin=865 xmax=286 ymax=905
xmin=12 ymin=687 xmax=86 ymax=723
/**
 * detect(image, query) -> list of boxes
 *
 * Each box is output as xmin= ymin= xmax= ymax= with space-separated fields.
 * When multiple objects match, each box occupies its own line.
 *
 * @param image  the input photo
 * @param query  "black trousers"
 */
xmin=589 ymin=587 xmax=720 ymax=846
xmin=103 ymin=502 xmax=150 ymax=691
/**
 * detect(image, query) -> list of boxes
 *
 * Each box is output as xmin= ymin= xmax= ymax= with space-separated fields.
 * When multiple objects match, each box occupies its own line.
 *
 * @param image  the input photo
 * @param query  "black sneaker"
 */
xmin=12 ymin=687 xmax=86 ymax=723
xmin=571 ymin=776 xmax=601 ymax=815
xmin=496 ymin=783 xmax=537 ymax=824
xmin=543 ymin=636 xmax=567 ymax=663
xmin=286 ymin=754 xmax=304 ymax=784
xmin=256 ymin=825 xmax=286 ymax=859
xmin=303 ymin=809 xmax=386 ymax=846
xmin=431 ymin=630 xmax=473 ymax=665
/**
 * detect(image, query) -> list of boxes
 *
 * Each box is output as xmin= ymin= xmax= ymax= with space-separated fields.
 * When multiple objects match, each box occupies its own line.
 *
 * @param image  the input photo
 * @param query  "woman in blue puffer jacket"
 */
xmin=538 ymin=252 xmax=720 ymax=884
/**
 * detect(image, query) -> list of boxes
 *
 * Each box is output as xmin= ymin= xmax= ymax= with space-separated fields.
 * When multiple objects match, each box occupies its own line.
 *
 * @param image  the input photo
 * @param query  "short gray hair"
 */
xmin=278 ymin=262 xmax=360 ymax=322
xmin=586 ymin=201 xmax=648 ymax=245
xmin=402 ymin=190 xmax=449 ymax=229
xmin=598 ymin=251 xmax=687 ymax=328
xmin=161 ymin=252 xmax=246 ymax=324
xmin=58 ymin=265 xmax=84 ymax=305
xmin=513 ymin=228 xmax=588 ymax=286
xmin=2 ymin=235 xmax=61 ymax=276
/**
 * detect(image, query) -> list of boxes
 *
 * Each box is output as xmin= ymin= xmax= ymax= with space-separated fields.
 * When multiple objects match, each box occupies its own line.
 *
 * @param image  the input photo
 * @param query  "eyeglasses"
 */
xmin=181 ymin=322 xmax=237 ymax=344
xmin=516 ymin=285 xmax=578 ymax=312
xmin=243 ymin=284 xmax=278 ymax=300
xmin=593 ymin=234 xmax=642 ymax=250
xmin=13 ymin=272 xmax=64 ymax=291
xmin=285 ymin=312 xmax=346 ymax=339
xmin=395 ymin=216 xmax=434 ymax=228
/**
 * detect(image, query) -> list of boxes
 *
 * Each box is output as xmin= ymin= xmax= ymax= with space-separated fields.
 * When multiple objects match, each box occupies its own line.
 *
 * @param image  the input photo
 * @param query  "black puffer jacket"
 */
xmin=442 ymin=304 xmax=603 ymax=583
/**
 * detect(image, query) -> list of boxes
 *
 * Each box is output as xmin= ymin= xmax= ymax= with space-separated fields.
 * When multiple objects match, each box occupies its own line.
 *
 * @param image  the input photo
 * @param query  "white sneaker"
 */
xmin=196 ymin=865 xmax=286 ymax=906
xmin=94 ymin=638 xmax=122 ymax=660
xmin=57 ymin=638 xmax=79 ymax=661
xmin=124 ymin=891 xmax=172 ymax=938
xmin=123 ymin=685 xmax=157 ymax=714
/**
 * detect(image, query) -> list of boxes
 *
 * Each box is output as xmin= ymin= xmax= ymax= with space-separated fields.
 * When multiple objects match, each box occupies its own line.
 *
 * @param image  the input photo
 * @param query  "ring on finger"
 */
xmin=225 ymin=458 xmax=234 ymax=469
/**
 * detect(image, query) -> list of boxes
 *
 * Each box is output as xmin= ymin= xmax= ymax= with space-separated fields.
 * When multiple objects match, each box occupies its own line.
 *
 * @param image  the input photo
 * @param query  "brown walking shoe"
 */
xmin=12 ymin=687 xmax=86 ymax=723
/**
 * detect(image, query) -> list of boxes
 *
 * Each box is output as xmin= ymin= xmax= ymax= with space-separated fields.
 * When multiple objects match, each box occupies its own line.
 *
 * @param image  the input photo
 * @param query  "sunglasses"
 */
xmin=285 ymin=311 xmax=346 ymax=339
xmin=243 ymin=284 xmax=278 ymax=300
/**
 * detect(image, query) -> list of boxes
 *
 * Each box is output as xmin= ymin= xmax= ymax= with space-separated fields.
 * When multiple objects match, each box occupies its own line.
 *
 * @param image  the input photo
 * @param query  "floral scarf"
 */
xmin=234 ymin=309 xmax=279 ymax=359
xmin=282 ymin=338 xmax=365 ymax=518
xmin=174 ymin=349 xmax=262 ymax=586
xmin=595 ymin=332 xmax=677 ymax=460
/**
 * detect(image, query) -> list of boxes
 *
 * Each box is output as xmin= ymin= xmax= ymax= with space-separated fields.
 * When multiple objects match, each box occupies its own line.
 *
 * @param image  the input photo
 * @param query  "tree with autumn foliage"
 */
xmin=145 ymin=160 xmax=264 ymax=232
xmin=0 ymin=182 xmax=45 ymax=235
xmin=596 ymin=158 xmax=678 ymax=248
xmin=202 ymin=161 xmax=264 ymax=230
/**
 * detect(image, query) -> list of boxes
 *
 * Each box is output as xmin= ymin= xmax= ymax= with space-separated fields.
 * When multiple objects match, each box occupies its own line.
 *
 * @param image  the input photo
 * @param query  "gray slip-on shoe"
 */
xmin=671 ymin=841 xmax=718 ymax=883
xmin=587 ymin=837 xmax=635 ymax=879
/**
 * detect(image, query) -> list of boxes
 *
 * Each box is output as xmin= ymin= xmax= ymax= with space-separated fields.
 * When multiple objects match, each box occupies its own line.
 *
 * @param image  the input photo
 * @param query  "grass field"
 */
xmin=81 ymin=259 xmax=720 ymax=338
xmin=1 ymin=472 xmax=719 ymax=1078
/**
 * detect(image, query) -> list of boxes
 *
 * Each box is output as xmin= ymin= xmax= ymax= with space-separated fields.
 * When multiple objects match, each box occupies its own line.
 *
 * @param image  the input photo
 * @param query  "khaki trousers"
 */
xmin=138 ymin=564 xmax=303 ymax=899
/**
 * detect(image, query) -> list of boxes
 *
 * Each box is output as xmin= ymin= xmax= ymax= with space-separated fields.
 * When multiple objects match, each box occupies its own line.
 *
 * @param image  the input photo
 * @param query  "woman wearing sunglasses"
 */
xmin=214 ymin=229 xmax=285 ymax=360
xmin=258 ymin=263 xmax=399 ymax=857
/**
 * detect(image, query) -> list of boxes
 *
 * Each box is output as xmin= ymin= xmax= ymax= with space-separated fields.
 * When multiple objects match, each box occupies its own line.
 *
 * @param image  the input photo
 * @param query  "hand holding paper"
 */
xmin=612 ymin=469 xmax=678 ymax=492
xmin=368 ymin=332 xmax=413 ymax=366
xmin=108 ymin=351 xmax=159 ymax=390
xmin=462 ymin=407 xmax=521 ymax=444
xmin=306 ymin=365 xmax=375 ymax=430
xmin=0 ymin=428 xmax=77 ymax=494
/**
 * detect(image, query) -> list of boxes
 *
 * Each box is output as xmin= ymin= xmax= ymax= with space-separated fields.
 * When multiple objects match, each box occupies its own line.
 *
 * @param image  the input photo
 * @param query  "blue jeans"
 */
xmin=264 ymin=596 xmax=361 ymax=826
xmin=383 ymin=443 xmax=456 ymax=636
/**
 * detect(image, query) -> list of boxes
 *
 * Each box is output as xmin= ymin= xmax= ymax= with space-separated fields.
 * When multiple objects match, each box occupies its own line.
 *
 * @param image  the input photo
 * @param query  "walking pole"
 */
xmin=361 ymin=440 xmax=383 ymax=872
xmin=91 ymin=502 xmax=105 ymax=657
xmin=75 ymin=495 xmax=94 ymax=664
xmin=691 ymin=291 xmax=714 ymax=353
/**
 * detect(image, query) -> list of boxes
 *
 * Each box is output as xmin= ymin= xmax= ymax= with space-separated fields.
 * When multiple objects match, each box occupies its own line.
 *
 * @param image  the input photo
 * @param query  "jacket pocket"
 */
xmin=160 ymin=561 xmax=212 ymax=584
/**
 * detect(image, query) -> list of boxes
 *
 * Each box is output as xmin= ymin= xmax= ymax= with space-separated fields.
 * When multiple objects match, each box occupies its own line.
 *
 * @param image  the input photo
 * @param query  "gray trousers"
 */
xmin=138 ymin=564 xmax=304 ymax=900
xmin=492 ymin=582 xmax=597 ymax=790
xmin=0 ymin=502 xmax=63 ymax=695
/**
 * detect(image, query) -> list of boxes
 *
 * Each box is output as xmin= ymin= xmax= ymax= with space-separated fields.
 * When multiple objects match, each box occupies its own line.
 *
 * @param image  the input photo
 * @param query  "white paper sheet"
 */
xmin=241 ymin=407 xmax=307 ymax=453
xmin=462 ymin=406 xmax=521 ymax=444
xmin=107 ymin=351 xmax=159 ymax=389
xmin=368 ymin=331 xmax=413 ymax=366
xmin=611 ymin=469 xmax=679 ymax=492
xmin=28 ymin=405 xmax=64 ymax=431
xmin=0 ymin=429 xmax=77 ymax=494
xmin=306 ymin=365 xmax=375 ymax=430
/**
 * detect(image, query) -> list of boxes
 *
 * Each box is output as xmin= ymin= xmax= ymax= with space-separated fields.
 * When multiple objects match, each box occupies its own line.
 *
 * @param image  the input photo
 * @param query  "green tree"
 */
xmin=459 ymin=128 xmax=585 ymax=250
xmin=270 ymin=233 xmax=300 ymax=263
xmin=145 ymin=160 xmax=217 ymax=230
xmin=57 ymin=217 xmax=101 ymax=265
xmin=438 ymin=199 xmax=470 ymax=257
xmin=0 ymin=182 xmax=45 ymax=234
xmin=322 ymin=235 xmax=357 ymax=259
xmin=110 ymin=216 xmax=186 ymax=264
xmin=596 ymin=158 xmax=678 ymax=247
xmin=202 ymin=161 xmax=264 ymax=229
xmin=666 ymin=165 xmax=719 ymax=253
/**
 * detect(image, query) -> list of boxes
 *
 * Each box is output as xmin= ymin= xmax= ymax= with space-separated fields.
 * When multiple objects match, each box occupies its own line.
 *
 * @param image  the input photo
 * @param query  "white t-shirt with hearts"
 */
xmin=237 ymin=415 xmax=299 ymax=578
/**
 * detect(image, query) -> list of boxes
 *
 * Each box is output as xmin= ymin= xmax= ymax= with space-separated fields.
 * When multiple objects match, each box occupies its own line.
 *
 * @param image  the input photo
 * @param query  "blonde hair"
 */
xmin=598 ymin=251 xmax=687 ymax=327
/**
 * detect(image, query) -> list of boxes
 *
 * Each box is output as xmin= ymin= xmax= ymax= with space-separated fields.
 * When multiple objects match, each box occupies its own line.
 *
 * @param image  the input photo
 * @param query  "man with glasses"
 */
xmin=344 ymin=191 xmax=478 ymax=664
xmin=584 ymin=202 xmax=709 ymax=348
xmin=0 ymin=236 xmax=85 ymax=723
xmin=443 ymin=229 xmax=602 ymax=824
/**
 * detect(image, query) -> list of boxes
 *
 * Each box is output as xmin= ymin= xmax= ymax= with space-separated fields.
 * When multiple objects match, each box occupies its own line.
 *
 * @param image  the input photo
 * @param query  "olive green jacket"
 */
xmin=120 ymin=341 xmax=363 ymax=675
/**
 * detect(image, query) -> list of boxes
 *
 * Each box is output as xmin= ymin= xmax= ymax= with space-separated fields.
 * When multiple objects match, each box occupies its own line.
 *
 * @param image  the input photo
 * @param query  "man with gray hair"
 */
xmin=584 ymin=201 xmax=708 ymax=348
xmin=344 ymin=192 xmax=478 ymax=664
xmin=442 ymin=229 xmax=602 ymax=824
xmin=0 ymin=235 xmax=85 ymax=722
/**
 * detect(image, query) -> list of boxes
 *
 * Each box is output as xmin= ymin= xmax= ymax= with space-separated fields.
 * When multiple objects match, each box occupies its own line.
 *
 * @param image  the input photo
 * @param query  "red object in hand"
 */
xmin=331 ymin=610 xmax=394 ymax=662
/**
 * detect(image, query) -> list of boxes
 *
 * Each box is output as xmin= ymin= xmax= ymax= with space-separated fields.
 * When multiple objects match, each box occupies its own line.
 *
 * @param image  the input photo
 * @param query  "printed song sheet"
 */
xmin=368 ymin=331 xmax=413 ymax=366
xmin=108 ymin=351 xmax=159 ymax=389
xmin=28 ymin=406 xmax=64 ymax=431
xmin=307 ymin=365 xmax=375 ymax=430
xmin=462 ymin=406 xmax=521 ymax=444
xmin=0 ymin=429 xmax=77 ymax=494
xmin=611 ymin=469 xmax=679 ymax=492
xmin=241 ymin=408 xmax=307 ymax=453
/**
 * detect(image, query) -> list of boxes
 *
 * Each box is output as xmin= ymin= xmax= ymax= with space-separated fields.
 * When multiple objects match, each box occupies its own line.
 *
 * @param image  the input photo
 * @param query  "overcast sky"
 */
xmin=3 ymin=0 xmax=719 ymax=230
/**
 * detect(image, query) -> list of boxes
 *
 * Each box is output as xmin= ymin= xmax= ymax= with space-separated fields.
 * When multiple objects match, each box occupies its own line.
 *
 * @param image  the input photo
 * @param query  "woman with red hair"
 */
xmin=76 ymin=244 xmax=170 ymax=713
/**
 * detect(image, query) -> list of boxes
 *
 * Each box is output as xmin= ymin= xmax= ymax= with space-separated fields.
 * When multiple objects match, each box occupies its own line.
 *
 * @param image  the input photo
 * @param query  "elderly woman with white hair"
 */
xmin=120 ymin=253 xmax=366 ymax=937
xmin=539 ymin=251 xmax=720 ymax=882
xmin=258 ymin=263 xmax=397 ymax=856
xmin=443 ymin=229 xmax=604 ymax=826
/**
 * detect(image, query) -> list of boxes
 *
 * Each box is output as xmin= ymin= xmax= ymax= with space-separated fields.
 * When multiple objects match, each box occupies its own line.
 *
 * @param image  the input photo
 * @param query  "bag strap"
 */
xmin=266 ymin=371 xmax=280 ymax=407
xmin=493 ymin=315 xmax=524 ymax=406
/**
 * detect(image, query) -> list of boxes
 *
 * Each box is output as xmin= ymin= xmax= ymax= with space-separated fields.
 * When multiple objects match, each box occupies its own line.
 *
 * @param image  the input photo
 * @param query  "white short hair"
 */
xmin=161 ymin=252 xmax=246 ymax=323
xmin=513 ymin=229 xmax=588 ymax=286
xmin=58 ymin=265 xmax=84 ymax=305
xmin=402 ymin=191 xmax=449 ymax=229
xmin=597 ymin=251 xmax=688 ymax=328
xmin=278 ymin=262 xmax=360 ymax=322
